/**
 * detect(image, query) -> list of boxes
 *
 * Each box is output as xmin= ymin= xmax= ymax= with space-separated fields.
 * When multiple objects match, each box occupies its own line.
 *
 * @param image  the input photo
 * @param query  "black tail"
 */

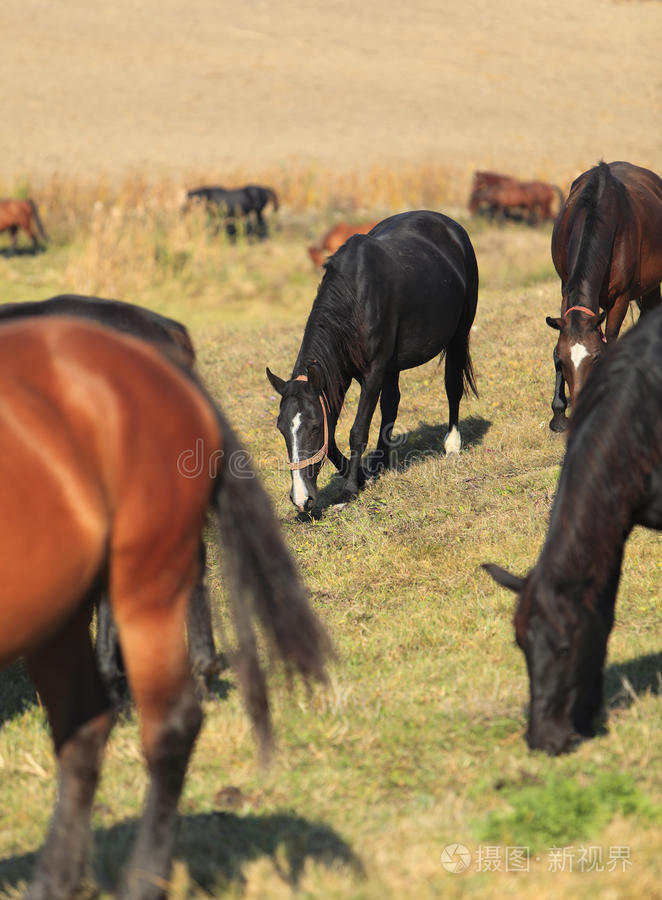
xmin=453 ymin=234 xmax=479 ymax=398
xmin=266 ymin=188 xmax=279 ymax=212
xmin=213 ymin=411 xmax=330 ymax=759
xmin=28 ymin=199 xmax=48 ymax=244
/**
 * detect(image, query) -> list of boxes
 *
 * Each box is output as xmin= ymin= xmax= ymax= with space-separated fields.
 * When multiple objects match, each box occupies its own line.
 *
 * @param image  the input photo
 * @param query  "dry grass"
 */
xmin=0 ymin=200 xmax=661 ymax=899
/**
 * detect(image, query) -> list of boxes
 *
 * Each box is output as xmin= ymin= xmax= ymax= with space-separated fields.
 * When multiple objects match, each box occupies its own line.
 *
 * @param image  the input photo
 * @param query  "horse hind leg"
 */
xmin=24 ymin=597 xmax=114 ymax=900
xmin=111 ymin=557 xmax=202 ymax=899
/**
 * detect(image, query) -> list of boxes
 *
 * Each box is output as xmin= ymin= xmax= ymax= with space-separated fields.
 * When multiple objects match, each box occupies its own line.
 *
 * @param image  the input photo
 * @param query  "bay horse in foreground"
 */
xmin=485 ymin=308 xmax=662 ymax=754
xmin=307 ymin=220 xmax=380 ymax=267
xmin=547 ymin=160 xmax=662 ymax=432
xmin=267 ymin=211 xmax=478 ymax=512
xmin=0 ymin=294 xmax=218 ymax=695
xmin=0 ymin=318 xmax=328 ymax=899
xmin=0 ymin=198 xmax=48 ymax=253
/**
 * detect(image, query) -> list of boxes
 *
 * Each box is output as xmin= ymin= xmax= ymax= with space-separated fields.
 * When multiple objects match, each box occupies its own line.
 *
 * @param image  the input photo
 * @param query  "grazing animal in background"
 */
xmin=0 ymin=197 xmax=48 ymax=253
xmin=184 ymin=183 xmax=279 ymax=240
xmin=267 ymin=210 xmax=478 ymax=512
xmin=468 ymin=170 xmax=518 ymax=213
xmin=484 ymin=308 xmax=662 ymax=754
xmin=0 ymin=316 xmax=329 ymax=900
xmin=469 ymin=178 xmax=563 ymax=224
xmin=0 ymin=293 xmax=217 ymax=696
xmin=547 ymin=161 xmax=662 ymax=432
xmin=307 ymin=220 xmax=380 ymax=267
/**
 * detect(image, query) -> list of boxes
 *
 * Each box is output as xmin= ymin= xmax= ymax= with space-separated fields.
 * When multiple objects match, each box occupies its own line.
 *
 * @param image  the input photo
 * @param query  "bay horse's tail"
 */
xmin=28 ymin=199 xmax=48 ymax=244
xmin=212 ymin=408 xmax=330 ymax=758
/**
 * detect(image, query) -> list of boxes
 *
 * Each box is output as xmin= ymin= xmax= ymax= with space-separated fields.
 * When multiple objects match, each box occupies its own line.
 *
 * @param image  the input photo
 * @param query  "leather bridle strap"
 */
xmin=287 ymin=375 xmax=329 ymax=470
xmin=564 ymin=305 xmax=607 ymax=342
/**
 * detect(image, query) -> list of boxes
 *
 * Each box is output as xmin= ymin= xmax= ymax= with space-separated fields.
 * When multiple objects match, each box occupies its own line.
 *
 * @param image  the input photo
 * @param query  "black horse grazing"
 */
xmin=547 ymin=161 xmax=662 ymax=432
xmin=0 ymin=294 xmax=219 ymax=695
xmin=185 ymin=184 xmax=279 ymax=240
xmin=266 ymin=211 xmax=478 ymax=511
xmin=485 ymin=307 xmax=662 ymax=754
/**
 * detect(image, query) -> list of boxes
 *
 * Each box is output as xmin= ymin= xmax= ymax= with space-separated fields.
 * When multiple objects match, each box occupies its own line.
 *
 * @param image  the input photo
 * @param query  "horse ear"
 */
xmin=482 ymin=563 xmax=525 ymax=593
xmin=266 ymin=367 xmax=286 ymax=395
xmin=593 ymin=310 xmax=607 ymax=327
xmin=307 ymin=363 xmax=322 ymax=393
xmin=546 ymin=316 xmax=564 ymax=331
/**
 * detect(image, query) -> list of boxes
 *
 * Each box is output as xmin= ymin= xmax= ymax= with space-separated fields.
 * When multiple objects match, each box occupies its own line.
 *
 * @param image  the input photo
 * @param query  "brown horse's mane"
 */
xmin=564 ymin=162 xmax=622 ymax=307
xmin=295 ymin=259 xmax=368 ymax=415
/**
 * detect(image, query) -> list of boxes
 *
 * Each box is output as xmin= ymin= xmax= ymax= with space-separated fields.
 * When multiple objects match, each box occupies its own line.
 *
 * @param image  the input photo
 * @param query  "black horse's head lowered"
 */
xmin=485 ymin=306 xmax=662 ymax=754
xmin=483 ymin=565 xmax=611 ymax=754
xmin=267 ymin=364 xmax=329 ymax=512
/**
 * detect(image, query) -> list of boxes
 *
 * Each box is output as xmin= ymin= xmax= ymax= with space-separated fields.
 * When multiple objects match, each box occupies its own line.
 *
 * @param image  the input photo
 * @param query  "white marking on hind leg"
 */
xmin=290 ymin=412 xmax=309 ymax=508
xmin=444 ymin=425 xmax=462 ymax=455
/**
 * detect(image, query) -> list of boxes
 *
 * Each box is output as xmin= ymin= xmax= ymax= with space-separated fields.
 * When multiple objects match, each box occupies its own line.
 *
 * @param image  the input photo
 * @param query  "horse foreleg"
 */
xmin=370 ymin=370 xmax=401 ymax=474
xmin=327 ymin=435 xmax=350 ymax=477
xmin=550 ymin=345 xmax=568 ymax=432
xmin=113 ymin=563 xmax=202 ymax=900
xmin=343 ymin=372 xmax=382 ymax=498
xmin=25 ymin=600 xmax=114 ymax=900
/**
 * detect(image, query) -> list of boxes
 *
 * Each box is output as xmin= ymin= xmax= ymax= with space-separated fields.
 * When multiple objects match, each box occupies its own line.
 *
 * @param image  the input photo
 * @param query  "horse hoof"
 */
xmin=549 ymin=415 xmax=568 ymax=433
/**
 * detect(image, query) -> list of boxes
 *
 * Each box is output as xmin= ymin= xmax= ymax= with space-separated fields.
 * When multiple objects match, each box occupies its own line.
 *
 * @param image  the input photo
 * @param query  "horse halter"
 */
xmin=287 ymin=375 xmax=329 ymax=470
xmin=564 ymin=305 xmax=607 ymax=343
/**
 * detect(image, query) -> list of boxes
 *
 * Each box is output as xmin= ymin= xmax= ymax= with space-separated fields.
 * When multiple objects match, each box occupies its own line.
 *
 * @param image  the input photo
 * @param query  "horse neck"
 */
xmin=292 ymin=274 xmax=365 ymax=417
xmin=564 ymin=168 xmax=619 ymax=309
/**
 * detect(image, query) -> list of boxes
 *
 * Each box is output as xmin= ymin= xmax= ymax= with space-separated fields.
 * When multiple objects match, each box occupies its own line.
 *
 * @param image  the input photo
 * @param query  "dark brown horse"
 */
xmin=0 ymin=198 xmax=48 ymax=252
xmin=0 ymin=317 xmax=328 ymax=899
xmin=485 ymin=307 xmax=662 ymax=754
xmin=547 ymin=161 xmax=662 ymax=432
xmin=308 ymin=220 xmax=380 ymax=267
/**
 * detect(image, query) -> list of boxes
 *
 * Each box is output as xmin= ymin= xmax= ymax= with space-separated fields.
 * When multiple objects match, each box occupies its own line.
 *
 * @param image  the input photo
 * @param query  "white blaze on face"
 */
xmin=444 ymin=425 xmax=462 ymax=455
xmin=290 ymin=412 xmax=309 ymax=508
xmin=570 ymin=342 xmax=590 ymax=373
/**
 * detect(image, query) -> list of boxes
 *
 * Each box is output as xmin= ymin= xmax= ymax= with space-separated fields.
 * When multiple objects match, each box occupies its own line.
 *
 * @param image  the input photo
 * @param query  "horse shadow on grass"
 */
xmin=0 ymin=810 xmax=364 ymax=896
xmin=0 ymin=245 xmax=46 ymax=258
xmin=313 ymin=415 xmax=492 ymax=513
xmin=604 ymin=650 xmax=662 ymax=711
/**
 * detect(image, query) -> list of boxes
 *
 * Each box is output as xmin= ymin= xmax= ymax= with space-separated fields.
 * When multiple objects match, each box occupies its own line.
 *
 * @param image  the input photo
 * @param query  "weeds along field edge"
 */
xmin=0 ymin=204 xmax=661 ymax=899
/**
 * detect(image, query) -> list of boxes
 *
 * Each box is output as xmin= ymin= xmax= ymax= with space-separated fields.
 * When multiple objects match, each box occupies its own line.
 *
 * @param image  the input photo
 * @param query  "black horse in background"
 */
xmin=0 ymin=294 xmax=219 ymax=697
xmin=267 ymin=211 xmax=478 ymax=512
xmin=184 ymin=184 xmax=279 ymax=241
xmin=484 ymin=307 xmax=662 ymax=755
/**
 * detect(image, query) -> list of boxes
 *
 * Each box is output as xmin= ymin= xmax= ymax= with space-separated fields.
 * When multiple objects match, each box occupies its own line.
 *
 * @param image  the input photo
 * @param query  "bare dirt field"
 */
xmin=3 ymin=0 xmax=661 ymax=184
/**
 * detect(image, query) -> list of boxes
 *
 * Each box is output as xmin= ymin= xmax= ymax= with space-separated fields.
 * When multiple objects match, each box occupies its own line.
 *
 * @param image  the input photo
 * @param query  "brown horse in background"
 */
xmin=547 ymin=161 xmax=662 ymax=431
xmin=470 ymin=178 xmax=563 ymax=224
xmin=308 ymin=220 xmax=380 ymax=267
xmin=0 ymin=198 xmax=48 ymax=252
xmin=0 ymin=317 xmax=329 ymax=899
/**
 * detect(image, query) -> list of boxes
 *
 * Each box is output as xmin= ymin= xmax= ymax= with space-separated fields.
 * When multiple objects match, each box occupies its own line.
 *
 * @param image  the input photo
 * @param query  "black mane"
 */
xmin=544 ymin=314 xmax=662 ymax=597
xmin=565 ymin=162 xmax=621 ymax=305
xmin=294 ymin=260 xmax=368 ymax=414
